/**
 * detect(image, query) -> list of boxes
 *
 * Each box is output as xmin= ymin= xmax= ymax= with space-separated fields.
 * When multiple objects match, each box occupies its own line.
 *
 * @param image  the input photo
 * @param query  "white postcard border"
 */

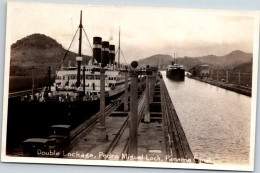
xmin=1 ymin=2 xmax=260 ymax=171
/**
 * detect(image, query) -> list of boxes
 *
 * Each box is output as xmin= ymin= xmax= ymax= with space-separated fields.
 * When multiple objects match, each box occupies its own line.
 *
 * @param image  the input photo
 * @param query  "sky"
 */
xmin=8 ymin=2 xmax=256 ymax=63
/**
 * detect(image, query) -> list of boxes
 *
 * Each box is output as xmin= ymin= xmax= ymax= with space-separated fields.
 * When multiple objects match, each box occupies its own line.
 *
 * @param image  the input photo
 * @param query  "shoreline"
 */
xmin=188 ymin=77 xmax=251 ymax=97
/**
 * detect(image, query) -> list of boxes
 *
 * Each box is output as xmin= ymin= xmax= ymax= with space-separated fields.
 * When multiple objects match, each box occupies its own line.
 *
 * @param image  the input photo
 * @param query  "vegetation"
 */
xmin=9 ymin=33 xmax=92 ymax=92
xmin=10 ymin=33 xmax=91 ymax=76
xmin=9 ymin=75 xmax=55 ymax=93
xmin=138 ymin=50 xmax=253 ymax=72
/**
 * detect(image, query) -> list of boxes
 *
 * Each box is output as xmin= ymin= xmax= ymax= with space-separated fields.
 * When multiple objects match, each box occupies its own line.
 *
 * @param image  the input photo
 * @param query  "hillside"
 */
xmin=10 ymin=33 xmax=91 ymax=76
xmin=138 ymin=50 xmax=252 ymax=72
xmin=232 ymin=61 xmax=253 ymax=73
xmin=138 ymin=54 xmax=174 ymax=67
xmin=194 ymin=50 xmax=252 ymax=68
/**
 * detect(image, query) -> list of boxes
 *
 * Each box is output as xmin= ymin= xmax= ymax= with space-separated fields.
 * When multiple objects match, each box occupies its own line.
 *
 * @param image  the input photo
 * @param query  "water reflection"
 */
xmin=162 ymin=71 xmax=251 ymax=165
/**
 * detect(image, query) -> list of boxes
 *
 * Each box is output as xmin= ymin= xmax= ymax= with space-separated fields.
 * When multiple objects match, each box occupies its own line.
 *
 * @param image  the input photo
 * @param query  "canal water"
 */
xmin=162 ymin=71 xmax=251 ymax=165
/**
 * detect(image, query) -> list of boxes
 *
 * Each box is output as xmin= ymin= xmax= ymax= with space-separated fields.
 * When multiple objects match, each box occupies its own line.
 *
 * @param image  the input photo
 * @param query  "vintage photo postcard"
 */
xmin=1 ymin=2 xmax=259 ymax=171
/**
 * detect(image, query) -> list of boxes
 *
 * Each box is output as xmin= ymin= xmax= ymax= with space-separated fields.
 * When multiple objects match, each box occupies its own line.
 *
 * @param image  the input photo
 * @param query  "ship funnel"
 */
xmin=93 ymin=37 xmax=102 ymax=64
xmin=101 ymin=41 xmax=109 ymax=67
xmin=109 ymin=45 xmax=115 ymax=65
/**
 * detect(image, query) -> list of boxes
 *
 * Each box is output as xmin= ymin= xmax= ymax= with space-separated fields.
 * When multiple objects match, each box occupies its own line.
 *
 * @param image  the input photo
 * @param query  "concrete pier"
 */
xmin=190 ymin=76 xmax=251 ymax=97
xmin=63 ymin=68 xmax=194 ymax=163
xmin=160 ymin=79 xmax=194 ymax=161
xmin=138 ymin=83 xmax=166 ymax=161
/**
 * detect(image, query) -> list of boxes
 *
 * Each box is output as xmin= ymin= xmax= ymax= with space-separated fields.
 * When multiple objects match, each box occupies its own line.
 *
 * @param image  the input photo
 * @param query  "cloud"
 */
xmin=9 ymin=2 xmax=255 ymax=63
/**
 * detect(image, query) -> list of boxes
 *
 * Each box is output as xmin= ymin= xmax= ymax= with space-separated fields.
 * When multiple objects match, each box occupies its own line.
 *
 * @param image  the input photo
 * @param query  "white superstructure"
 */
xmin=54 ymin=60 xmax=128 ymax=99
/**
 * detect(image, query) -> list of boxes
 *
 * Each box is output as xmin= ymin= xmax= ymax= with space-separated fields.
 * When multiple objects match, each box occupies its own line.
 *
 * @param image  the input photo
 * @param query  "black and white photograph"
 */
xmin=1 ymin=2 xmax=259 ymax=171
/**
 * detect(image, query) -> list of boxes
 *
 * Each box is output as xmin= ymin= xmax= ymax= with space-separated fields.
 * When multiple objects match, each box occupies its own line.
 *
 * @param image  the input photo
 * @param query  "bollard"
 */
xmin=124 ymin=70 xmax=129 ymax=111
xmin=129 ymin=61 xmax=138 ymax=157
xmin=97 ymin=67 xmax=107 ymax=142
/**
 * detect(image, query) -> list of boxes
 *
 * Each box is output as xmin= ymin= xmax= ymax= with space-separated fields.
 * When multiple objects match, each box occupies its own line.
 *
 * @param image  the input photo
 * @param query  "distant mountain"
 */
xmin=138 ymin=50 xmax=252 ymax=72
xmin=10 ymin=33 xmax=91 ymax=76
xmin=138 ymin=54 xmax=174 ymax=67
xmin=194 ymin=50 xmax=252 ymax=68
xmin=174 ymin=57 xmax=201 ymax=70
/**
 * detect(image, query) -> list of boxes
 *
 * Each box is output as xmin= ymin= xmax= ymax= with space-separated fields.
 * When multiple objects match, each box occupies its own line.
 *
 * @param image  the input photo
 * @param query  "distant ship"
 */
xmin=166 ymin=61 xmax=185 ymax=81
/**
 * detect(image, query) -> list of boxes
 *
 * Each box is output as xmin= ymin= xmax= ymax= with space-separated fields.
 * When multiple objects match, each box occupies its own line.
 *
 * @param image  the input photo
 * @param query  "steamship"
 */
xmin=50 ymin=11 xmax=127 ymax=102
xmin=19 ymin=11 xmax=128 ymax=112
xmin=7 ymin=11 xmax=128 ymax=151
xmin=166 ymin=61 xmax=185 ymax=81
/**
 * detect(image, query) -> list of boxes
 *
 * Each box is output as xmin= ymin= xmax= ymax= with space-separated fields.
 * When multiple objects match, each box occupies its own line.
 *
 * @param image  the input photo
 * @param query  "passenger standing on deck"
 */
xmin=48 ymin=92 xmax=52 ymax=98
xmin=65 ymin=93 xmax=69 ymax=102
xmin=86 ymin=92 xmax=90 ymax=100
xmin=39 ymin=95 xmax=45 ymax=102
xmin=35 ymin=93 xmax=39 ymax=100
xmin=41 ymin=91 xmax=44 ymax=99
xmin=33 ymin=94 xmax=37 ymax=102
xmin=30 ymin=95 xmax=33 ymax=101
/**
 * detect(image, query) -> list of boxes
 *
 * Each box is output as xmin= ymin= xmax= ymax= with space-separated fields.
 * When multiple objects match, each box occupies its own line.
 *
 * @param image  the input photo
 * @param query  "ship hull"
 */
xmin=6 ymin=91 xmax=124 ymax=154
xmin=166 ymin=69 xmax=185 ymax=81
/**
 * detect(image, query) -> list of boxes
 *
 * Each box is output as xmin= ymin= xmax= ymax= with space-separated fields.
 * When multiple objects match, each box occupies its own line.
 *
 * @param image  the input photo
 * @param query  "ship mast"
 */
xmin=176 ymin=52 xmax=178 ymax=64
xmin=173 ymin=52 xmax=175 ymax=66
xmin=117 ymin=27 xmax=121 ymax=68
xmin=79 ymin=11 xmax=83 ymax=57
xmin=76 ymin=11 xmax=83 ymax=88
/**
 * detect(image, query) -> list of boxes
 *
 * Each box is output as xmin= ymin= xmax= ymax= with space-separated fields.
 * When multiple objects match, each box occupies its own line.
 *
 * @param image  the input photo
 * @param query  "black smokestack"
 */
xmin=109 ymin=45 xmax=115 ymax=65
xmin=93 ymin=37 xmax=102 ymax=64
xmin=101 ymin=41 xmax=109 ymax=67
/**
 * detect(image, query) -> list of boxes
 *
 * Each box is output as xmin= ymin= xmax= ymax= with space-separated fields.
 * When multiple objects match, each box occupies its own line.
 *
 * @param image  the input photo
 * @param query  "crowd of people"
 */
xmin=21 ymin=90 xmax=102 ymax=103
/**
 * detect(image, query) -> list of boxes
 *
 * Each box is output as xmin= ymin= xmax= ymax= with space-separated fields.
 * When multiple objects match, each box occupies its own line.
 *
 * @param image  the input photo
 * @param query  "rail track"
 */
xmin=66 ymin=78 xmax=194 ymax=162
xmin=102 ymin=89 xmax=146 ymax=160
xmin=68 ymin=93 xmax=127 ymax=150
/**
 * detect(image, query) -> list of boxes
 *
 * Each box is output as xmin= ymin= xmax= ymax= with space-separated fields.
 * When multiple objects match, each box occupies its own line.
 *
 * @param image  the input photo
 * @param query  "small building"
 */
xmin=198 ymin=64 xmax=210 ymax=77
xmin=188 ymin=64 xmax=210 ymax=78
